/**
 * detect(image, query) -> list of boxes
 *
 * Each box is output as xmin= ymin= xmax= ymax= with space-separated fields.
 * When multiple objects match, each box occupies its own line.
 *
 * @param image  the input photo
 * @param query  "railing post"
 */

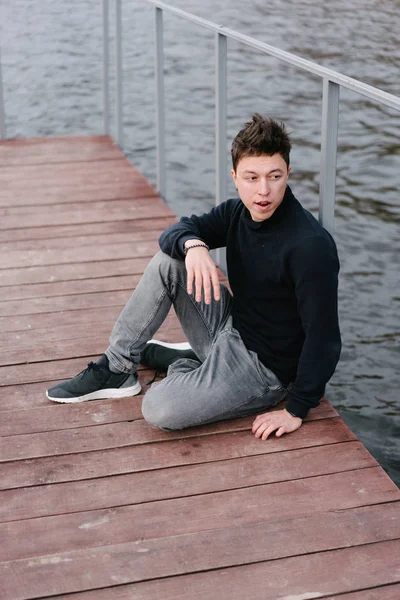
xmin=155 ymin=6 xmax=166 ymax=198
xmin=0 ymin=43 xmax=5 ymax=140
xmin=319 ymin=78 xmax=340 ymax=234
xmin=102 ymin=0 xmax=110 ymax=136
xmin=115 ymin=0 xmax=123 ymax=147
xmin=215 ymin=31 xmax=227 ymax=267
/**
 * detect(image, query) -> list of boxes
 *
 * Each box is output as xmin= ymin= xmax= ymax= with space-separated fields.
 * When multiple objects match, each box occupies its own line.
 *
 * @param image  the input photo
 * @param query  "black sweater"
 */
xmin=159 ymin=186 xmax=341 ymax=418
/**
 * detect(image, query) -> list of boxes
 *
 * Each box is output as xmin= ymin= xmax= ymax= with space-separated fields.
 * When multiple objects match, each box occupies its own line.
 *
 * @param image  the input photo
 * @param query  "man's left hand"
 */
xmin=252 ymin=409 xmax=302 ymax=440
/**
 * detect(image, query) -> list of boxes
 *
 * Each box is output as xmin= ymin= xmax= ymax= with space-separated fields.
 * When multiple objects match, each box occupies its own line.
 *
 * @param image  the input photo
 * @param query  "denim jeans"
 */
xmin=105 ymin=251 xmax=287 ymax=430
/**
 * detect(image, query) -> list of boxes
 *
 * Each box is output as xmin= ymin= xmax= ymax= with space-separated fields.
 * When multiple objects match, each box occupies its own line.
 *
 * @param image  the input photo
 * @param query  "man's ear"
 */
xmin=230 ymin=169 xmax=237 ymax=189
xmin=287 ymin=166 xmax=291 ymax=178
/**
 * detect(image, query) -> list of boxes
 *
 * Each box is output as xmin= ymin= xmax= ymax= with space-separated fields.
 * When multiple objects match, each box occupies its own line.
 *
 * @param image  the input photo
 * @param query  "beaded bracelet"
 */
xmin=184 ymin=242 xmax=210 ymax=255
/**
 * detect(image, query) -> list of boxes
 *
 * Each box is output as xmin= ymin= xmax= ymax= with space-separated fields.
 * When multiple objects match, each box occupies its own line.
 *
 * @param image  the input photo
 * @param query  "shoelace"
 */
xmin=86 ymin=361 xmax=101 ymax=371
xmin=80 ymin=361 xmax=104 ymax=380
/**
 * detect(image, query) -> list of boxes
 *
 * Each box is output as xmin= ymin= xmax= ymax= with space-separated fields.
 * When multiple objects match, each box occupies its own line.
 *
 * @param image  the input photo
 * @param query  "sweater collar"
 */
xmin=240 ymin=185 xmax=295 ymax=230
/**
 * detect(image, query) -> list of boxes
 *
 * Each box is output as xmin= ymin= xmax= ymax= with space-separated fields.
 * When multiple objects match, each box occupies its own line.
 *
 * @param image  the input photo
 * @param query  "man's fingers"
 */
xmin=211 ymin=271 xmax=221 ymax=301
xmin=275 ymin=426 xmax=286 ymax=438
xmin=202 ymin=273 xmax=212 ymax=305
xmin=186 ymin=266 xmax=194 ymax=295
xmin=254 ymin=422 xmax=269 ymax=439
xmin=194 ymin=271 xmax=203 ymax=302
xmin=261 ymin=424 xmax=278 ymax=440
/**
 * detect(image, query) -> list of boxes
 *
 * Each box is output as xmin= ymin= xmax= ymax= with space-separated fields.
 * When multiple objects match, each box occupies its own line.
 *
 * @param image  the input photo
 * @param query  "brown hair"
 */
xmin=231 ymin=114 xmax=291 ymax=172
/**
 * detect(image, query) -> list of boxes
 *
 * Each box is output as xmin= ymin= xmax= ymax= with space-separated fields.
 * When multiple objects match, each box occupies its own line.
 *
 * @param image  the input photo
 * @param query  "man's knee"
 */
xmin=147 ymin=250 xmax=183 ymax=275
xmin=141 ymin=386 xmax=184 ymax=431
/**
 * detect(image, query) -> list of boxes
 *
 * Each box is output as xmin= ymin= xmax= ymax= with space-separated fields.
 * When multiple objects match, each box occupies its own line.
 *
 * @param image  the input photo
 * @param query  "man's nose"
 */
xmin=258 ymin=178 xmax=270 ymax=196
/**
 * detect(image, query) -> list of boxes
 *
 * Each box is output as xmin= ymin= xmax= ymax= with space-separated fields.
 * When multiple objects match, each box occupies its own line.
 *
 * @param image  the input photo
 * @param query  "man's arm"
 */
xmin=159 ymin=199 xmax=238 ymax=259
xmin=159 ymin=199 xmax=240 ymax=302
xmin=252 ymin=234 xmax=341 ymax=439
xmin=284 ymin=234 xmax=341 ymax=418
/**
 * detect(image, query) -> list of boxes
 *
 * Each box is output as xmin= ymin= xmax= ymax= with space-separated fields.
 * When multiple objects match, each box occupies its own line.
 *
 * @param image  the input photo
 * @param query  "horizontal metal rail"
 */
xmin=145 ymin=0 xmax=400 ymax=112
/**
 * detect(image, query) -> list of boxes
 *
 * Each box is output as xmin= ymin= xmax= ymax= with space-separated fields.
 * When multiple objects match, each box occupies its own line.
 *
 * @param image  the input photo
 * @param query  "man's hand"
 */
xmin=184 ymin=241 xmax=220 ymax=304
xmin=252 ymin=408 xmax=302 ymax=440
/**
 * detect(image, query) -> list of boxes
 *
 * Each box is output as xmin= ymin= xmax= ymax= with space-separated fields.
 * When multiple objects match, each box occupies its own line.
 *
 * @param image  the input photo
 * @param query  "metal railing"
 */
xmin=1 ymin=0 xmax=400 ymax=236
xmin=141 ymin=0 xmax=400 ymax=236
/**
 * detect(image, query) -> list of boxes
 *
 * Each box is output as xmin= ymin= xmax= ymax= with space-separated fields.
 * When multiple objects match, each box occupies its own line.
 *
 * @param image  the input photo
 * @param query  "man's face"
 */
xmin=231 ymin=153 xmax=290 ymax=222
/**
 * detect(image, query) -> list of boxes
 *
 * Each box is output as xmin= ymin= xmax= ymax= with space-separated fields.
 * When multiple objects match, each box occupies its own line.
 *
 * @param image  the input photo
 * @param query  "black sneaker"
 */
xmin=140 ymin=340 xmax=199 ymax=372
xmin=46 ymin=355 xmax=141 ymax=403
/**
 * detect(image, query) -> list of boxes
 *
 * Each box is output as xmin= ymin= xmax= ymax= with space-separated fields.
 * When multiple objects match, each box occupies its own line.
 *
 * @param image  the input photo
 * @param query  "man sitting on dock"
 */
xmin=46 ymin=114 xmax=341 ymax=440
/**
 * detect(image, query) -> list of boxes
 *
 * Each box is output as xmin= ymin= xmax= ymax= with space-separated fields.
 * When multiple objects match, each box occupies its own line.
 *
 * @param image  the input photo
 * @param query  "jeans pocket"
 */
xmin=249 ymin=350 xmax=286 ymax=393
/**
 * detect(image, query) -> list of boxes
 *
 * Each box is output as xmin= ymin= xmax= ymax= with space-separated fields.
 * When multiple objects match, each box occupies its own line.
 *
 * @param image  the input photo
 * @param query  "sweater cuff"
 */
xmin=284 ymin=398 xmax=310 ymax=420
xmin=180 ymin=235 xmax=202 ymax=256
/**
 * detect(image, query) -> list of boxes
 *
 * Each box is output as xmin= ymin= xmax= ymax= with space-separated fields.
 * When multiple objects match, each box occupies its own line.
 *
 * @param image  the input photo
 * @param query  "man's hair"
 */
xmin=231 ymin=114 xmax=291 ymax=172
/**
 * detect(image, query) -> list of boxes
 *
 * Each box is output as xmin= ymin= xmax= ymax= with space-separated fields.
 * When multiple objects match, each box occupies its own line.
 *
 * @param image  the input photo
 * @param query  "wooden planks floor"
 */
xmin=0 ymin=135 xmax=399 ymax=600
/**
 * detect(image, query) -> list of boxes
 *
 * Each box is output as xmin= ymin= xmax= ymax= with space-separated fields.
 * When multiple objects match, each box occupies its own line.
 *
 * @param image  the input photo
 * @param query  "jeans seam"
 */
xmin=125 ymin=288 xmax=169 ymax=358
xmin=176 ymin=280 xmax=215 ymax=338
xmin=221 ymin=329 xmax=270 ymax=393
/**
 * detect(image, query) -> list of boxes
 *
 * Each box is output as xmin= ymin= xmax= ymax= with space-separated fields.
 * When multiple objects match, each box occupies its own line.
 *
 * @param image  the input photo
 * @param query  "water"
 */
xmin=1 ymin=0 xmax=399 ymax=484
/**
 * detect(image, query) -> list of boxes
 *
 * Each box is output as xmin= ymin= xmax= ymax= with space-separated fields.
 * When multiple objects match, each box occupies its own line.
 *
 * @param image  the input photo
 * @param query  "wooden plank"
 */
xmin=2 ymin=326 xmax=184 ymax=368
xmin=0 ymin=157 xmax=143 ymax=181
xmin=0 ymin=258 xmax=150 ymax=288
xmin=0 ymin=290 xmax=134 ymax=319
xmin=0 ymin=182 xmax=157 ymax=208
xmin=0 ymin=323 xmax=184 ymax=367
xmin=1 ymin=468 xmax=398 ymax=562
xmin=0 ymin=382 xmax=330 ymax=433
xmin=0 ymin=321 xmax=183 ymax=368
xmin=0 ymin=239 xmax=159 ymax=270
xmin=1 ymin=505 xmax=399 ymax=600
xmin=0 ymin=403 xmax=339 ymax=488
xmin=323 ymin=585 xmax=400 ymax=599
xmin=1 ymin=336 xmax=113 ymax=367
xmin=0 ymin=357 xmax=160 ymax=393
xmin=0 ymin=415 xmax=353 ymax=463
xmin=0 ymin=305 xmax=126 ymax=334
xmin=0 ymin=368 xmax=159 ymax=412
xmin=0 ymin=198 xmax=174 ymax=230
xmin=0 ymin=396 xmax=144 ymax=438
xmin=0 ymin=229 xmax=161 ymax=253
xmin=0 ymin=155 xmax=155 ymax=192
xmin=0 ymin=275 xmax=139 ymax=303
xmin=0 ymin=195 xmax=167 ymax=218
xmin=30 ymin=583 xmax=400 ymax=600
xmin=0 ymin=217 xmax=177 ymax=244
xmin=0 ymin=135 xmax=123 ymax=166
xmin=0 ymin=311 xmax=181 ymax=349
xmin=27 ymin=540 xmax=400 ymax=600
xmin=0 ymin=442 xmax=376 ymax=522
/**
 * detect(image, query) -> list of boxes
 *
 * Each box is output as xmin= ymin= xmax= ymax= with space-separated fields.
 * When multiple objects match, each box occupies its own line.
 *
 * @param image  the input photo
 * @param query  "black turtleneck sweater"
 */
xmin=159 ymin=186 xmax=341 ymax=418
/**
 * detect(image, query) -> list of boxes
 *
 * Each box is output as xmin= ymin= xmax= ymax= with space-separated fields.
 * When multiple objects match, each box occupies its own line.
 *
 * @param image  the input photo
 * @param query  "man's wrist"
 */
xmin=284 ymin=408 xmax=302 ymax=420
xmin=184 ymin=241 xmax=210 ymax=255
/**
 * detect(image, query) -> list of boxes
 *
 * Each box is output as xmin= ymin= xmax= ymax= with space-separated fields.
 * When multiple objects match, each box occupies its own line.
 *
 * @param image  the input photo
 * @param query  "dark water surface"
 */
xmin=1 ymin=0 xmax=399 ymax=484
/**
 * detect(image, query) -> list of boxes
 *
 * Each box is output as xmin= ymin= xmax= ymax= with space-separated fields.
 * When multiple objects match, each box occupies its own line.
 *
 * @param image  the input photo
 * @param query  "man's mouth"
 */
xmin=255 ymin=201 xmax=271 ymax=208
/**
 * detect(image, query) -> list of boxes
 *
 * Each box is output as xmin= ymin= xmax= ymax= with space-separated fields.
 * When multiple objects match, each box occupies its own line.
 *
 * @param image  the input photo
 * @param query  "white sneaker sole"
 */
xmin=46 ymin=381 xmax=142 ymax=403
xmin=147 ymin=339 xmax=192 ymax=350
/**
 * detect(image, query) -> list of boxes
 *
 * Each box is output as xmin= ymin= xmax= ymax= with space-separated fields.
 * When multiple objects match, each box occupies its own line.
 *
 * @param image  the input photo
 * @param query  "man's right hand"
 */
xmin=184 ymin=241 xmax=221 ymax=304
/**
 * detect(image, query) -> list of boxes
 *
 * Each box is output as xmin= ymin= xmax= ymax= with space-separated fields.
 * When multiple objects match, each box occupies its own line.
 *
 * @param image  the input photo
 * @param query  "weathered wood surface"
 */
xmin=0 ymin=136 xmax=399 ymax=600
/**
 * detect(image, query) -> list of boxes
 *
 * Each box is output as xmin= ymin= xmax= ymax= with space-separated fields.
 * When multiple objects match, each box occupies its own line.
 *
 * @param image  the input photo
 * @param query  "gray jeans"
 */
xmin=105 ymin=251 xmax=287 ymax=430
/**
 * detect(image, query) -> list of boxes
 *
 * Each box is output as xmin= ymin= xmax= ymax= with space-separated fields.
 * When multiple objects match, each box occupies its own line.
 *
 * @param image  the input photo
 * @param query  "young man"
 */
xmin=47 ymin=114 xmax=341 ymax=440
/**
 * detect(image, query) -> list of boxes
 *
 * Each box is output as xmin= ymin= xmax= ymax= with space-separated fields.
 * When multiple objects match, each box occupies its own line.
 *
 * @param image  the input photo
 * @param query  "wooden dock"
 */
xmin=0 ymin=136 xmax=399 ymax=600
